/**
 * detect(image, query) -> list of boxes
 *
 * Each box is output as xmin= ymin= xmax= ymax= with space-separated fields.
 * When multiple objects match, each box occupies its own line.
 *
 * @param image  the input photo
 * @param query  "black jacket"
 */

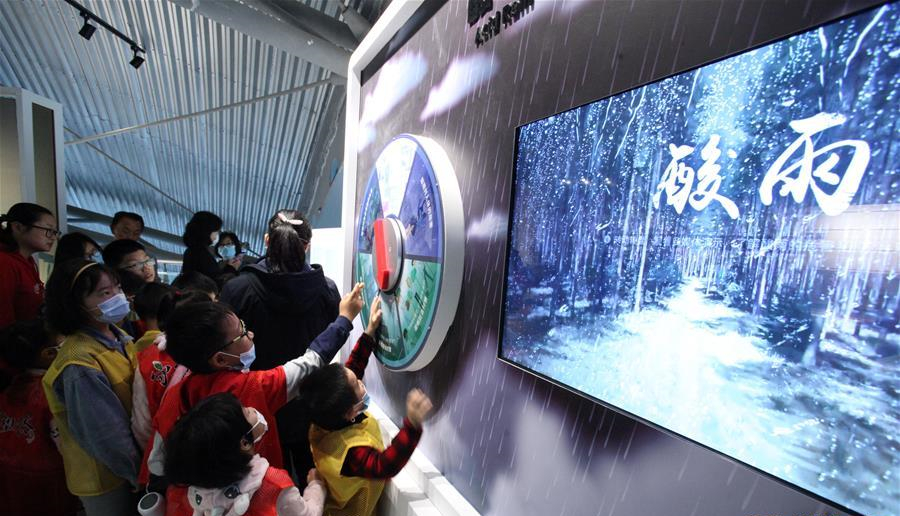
xmin=181 ymin=245 xmax=236 ymax=285
xmin=219 ymin=260 xmax=341 ymax=370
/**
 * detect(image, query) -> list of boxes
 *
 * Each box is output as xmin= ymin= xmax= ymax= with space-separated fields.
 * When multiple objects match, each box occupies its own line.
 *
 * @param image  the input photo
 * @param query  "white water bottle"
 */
xmin=137 ymin=491 xmax=165 ymax=516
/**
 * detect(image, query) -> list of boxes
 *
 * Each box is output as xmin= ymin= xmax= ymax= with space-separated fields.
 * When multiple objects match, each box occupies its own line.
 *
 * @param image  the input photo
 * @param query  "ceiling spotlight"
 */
xmin=129 ymin=48 xmax=145 ymax=69
xmin=65 ymin=0 xmax=147 ymax=70
xmin=78 ymin=13 xmax=96 ymax=40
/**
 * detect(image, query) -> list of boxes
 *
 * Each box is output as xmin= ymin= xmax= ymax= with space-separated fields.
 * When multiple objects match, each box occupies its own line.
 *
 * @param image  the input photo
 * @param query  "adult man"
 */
xmin=110 ymin=211 xmax=144 ymax=241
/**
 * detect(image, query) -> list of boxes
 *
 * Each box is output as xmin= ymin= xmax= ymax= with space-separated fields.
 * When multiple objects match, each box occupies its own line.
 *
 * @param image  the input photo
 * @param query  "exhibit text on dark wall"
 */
xmin=354 ymin=1 xmax=893 ymax=514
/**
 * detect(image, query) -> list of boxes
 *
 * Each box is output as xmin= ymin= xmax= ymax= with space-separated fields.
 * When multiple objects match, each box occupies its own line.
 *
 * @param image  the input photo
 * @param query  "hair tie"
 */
xmin=70 ymin=262 xmax=100 ymax=289
xmin=277 ymin=213 xmax=303 ymax=226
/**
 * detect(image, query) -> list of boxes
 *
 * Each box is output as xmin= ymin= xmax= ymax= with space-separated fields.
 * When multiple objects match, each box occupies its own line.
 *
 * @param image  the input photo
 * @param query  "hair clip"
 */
xmin=277 ymin=213 xmax=303 ymax=225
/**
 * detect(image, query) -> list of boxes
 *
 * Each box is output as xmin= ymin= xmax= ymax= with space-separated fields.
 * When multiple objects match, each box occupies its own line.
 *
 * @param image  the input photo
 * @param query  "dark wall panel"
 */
xmin=354 ymin=1 xmax=887 ymax=515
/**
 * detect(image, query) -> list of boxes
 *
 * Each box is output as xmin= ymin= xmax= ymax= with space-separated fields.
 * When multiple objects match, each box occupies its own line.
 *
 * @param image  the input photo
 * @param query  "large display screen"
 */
xmin=500 ymin=4 xmax=899 ymax=516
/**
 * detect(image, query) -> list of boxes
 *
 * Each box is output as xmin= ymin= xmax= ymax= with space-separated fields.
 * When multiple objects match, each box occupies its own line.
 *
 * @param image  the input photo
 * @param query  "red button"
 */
xmin=373 ymin=219 xmax=392 ymax=290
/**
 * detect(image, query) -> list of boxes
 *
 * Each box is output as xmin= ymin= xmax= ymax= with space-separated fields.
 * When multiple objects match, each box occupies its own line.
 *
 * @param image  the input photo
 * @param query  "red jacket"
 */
xmin=0 ymin=250 xmax=44 ymax=329
xmin=0 ymin=372 xmax=79 ymax=516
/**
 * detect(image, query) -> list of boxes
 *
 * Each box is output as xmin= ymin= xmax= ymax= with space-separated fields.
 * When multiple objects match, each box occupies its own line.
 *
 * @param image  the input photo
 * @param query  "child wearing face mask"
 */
xmin=0 ymin=319 xmax=80 ymax=516
xmin=299 ymin=297 xmax=434 ymax=516
xmin=143 ymin=283 xmax=367 ymax=516
xmin=42 ymin=260 xmax=142 ymax=516
xmin=164 ymin=392 xmax=326 ymax=516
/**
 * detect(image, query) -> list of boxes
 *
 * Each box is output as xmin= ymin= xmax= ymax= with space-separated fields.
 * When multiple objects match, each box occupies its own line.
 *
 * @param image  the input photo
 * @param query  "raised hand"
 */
xmin=405 ymin=388 xmax=433 ymax=429
xmin=339 ymin=282 xmax=365 ymax=320
xmin=365 ymin=295 xmax=383 ymax=338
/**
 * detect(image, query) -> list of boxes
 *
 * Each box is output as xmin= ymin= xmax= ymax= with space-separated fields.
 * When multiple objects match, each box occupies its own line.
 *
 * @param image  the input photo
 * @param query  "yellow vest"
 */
xmin=42 ymin=329 xmax=138 ymax=496
xmin=309 ymin=413 xmax=386 ymax=516
xmin=133 ymin=329 xmax=161 ymax=353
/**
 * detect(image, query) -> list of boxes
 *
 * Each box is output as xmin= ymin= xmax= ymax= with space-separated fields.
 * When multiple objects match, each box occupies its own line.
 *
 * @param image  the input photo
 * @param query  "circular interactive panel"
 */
xmin=354 ymin=134 xmax=464 ymax=371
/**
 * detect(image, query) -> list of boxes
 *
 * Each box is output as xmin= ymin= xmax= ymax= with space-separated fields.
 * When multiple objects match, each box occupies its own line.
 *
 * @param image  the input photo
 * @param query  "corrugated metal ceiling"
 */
xmin=0 ymin=0 xmax=385 ymax=257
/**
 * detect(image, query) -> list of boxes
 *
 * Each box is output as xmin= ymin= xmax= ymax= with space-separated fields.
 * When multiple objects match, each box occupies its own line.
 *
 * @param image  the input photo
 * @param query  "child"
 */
xmin=131 ymin=289 xmax=210 ymax=452
xmin=164 ymin=392 xmax=326 ymax=516
xmin=171 ymin=271 xmax=219 ymax=301
xmin=133 ymin=278 xmax=220 ymax=487
xmin=301 ymin=296 xmax=434 ymax=516
xmin=42 ymin=259 xmax=141 ymax=516
xmin=101 ymin=239 xmax=158 ymax=340
xmin=0 ymin=319 xmax=80 ymax=516
xmin=132 ymin=272 xmax=219 ymax=454
xmin=145 ymin=283 xmax=366 ymax=516
xmin=0 ymin=202 xmax=58 ymax=329
xmin=132 ymin=282 xmax=171 ymax=352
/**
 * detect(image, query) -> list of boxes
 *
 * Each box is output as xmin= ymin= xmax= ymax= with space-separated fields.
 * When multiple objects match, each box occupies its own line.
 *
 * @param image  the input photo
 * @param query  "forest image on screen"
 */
xmin=501 ymin=5 xmax=899 ymax=516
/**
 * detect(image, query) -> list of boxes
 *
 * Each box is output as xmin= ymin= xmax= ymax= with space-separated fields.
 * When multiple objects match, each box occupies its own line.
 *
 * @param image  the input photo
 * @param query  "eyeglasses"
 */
xmin=216 ymin=319 xmax=249 ymax=353
xmin=29 ymin=224 xmax=61 ymax=239
xmin=120 ymin=257 xmax=156 ymax=272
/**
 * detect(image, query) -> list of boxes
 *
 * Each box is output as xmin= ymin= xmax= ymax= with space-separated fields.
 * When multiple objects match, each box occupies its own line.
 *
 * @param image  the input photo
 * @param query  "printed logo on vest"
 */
xmin=150 ymin=361 xmax=173 ymax=387
xmin=0 ymin=410 xmax=36 ymax=444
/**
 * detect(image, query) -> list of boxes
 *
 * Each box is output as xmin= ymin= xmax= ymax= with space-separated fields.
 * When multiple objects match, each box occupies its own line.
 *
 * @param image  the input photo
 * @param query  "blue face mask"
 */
xmin=219 ymin=344 xmax=256 ymax=371
xmin=93 ymin=293 xmax=131 ymax=324
xmin=90 ymin=251 xmax=104 ymax=264
xmin=219 ymin=245 xmax=236 ymax=260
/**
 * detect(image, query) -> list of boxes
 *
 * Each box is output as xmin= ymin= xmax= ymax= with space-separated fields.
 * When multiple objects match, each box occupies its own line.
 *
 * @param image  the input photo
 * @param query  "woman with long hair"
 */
xmin=181 ymin=211 xmax=237 ymax=285
xmin=220 ymin=209 xmax=342 ymax=481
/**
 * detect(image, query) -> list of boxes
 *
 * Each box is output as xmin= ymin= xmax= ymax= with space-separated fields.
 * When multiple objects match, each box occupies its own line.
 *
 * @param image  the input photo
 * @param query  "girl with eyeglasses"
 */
xmin=0 ymin=202 xmax=59 ymax=329
xmin=54 ymin=232 xmax=103 ymax=267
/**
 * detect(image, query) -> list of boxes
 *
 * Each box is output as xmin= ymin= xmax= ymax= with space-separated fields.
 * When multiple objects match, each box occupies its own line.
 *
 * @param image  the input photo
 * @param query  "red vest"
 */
xmin=0 ymin=373 xmax=79 ymax=516
xmin=167 ymin=466 xmax=294 ymax=516
xmin=248 ymin=467 xmax=295 ymax=516
xmin=152 ymin=367 xmax=288 ymax=468
xmin=138 ymin=344 xmax=179 ymax=419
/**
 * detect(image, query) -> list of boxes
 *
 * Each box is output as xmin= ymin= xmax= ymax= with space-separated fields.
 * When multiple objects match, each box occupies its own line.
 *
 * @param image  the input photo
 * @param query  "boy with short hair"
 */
xmin=300 ymin=297 xmax=434 ymax=516
xmin=132 ymin=282 xmax=171 ymax=352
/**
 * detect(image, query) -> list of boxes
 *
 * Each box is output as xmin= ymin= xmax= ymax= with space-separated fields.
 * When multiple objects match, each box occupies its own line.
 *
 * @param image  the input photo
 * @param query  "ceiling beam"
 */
xmin=300 ymin=84 xmax=346 ymax=218
xmin=257 ymin=0 xmax=361 ymax=50
xmin=66 ymin=77 xmax=337 ymax=146
xmin=168 ymin=0 xmax=353 ymax=76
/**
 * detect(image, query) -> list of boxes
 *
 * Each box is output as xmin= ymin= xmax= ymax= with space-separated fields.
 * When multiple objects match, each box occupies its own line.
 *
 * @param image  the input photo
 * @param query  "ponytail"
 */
xmin=265 ymin=209 xmax=312 ymax=273
xmin=0 ymin=203 xmax=54 ymax=250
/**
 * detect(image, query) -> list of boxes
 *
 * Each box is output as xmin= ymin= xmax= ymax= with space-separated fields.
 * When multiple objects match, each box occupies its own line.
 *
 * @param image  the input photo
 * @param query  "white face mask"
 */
xmin=244 ymin=408 xmax=268 ymax=444
xmin=210 ymin=232 xmax=220 ymax=245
